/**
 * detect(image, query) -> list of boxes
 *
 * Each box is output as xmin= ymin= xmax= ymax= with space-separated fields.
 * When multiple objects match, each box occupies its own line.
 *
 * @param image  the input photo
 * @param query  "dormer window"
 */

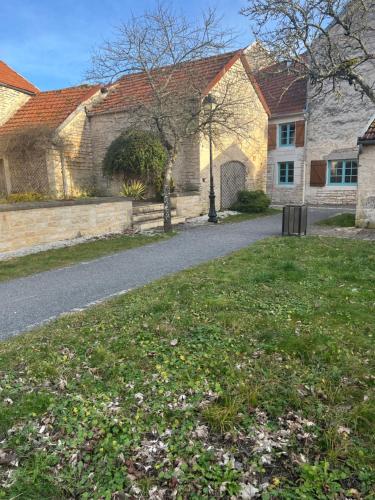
xmin=279 ymin=122 xmax=295 ymax=147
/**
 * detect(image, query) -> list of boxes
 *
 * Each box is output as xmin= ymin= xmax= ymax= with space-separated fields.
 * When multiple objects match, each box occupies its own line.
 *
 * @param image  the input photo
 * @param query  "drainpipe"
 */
xmin=301 ymin=105 xmax=309 ymax=204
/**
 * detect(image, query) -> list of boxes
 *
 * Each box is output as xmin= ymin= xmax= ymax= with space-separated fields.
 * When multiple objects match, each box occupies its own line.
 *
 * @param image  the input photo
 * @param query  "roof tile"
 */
xmin=358 ymin=118 xmax=375 ymax=142
xmin=90 ymin=51 xmax=242 ymax=115
xmin=254 ymin=62 xmax=307 ymax=117
xmin=0 ymin=85 xmax=100 ymax=136
xmin=0 ymin=60 xmax=39 ymax=94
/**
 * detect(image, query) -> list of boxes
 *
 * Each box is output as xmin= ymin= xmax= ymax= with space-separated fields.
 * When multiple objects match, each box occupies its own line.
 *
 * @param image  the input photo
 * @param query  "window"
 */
xmin=278 ymin=161 xmax=294 ymax=185
xmin=279 ymin=122 xmax=295 ymax=146
xmin=328 ymin=159 xmax=357 ymax=185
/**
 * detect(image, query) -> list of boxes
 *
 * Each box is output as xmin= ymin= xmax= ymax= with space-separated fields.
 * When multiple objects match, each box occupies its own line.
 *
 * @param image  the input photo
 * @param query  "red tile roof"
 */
xmin=0 ymin=60 xmax=39 ymax=94
xmin=254 ymin=62 xmax=307 ymax=117
xmin=358 ymin=117 xmax=375 ymax=143
xmin=0 ymin=85 xmax=100 ymax=136
xmin=90 ymin=51 xmax=245 ymax=115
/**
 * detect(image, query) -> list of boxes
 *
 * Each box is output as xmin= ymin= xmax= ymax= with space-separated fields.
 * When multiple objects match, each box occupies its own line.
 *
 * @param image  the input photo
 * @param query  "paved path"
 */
xmin=0 ymin=208 xmax=346 ymax=340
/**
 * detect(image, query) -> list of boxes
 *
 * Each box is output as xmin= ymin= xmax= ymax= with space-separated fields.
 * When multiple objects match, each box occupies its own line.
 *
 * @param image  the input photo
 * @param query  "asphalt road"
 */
xmin=0 ymin=207 xmax=346 ymax=340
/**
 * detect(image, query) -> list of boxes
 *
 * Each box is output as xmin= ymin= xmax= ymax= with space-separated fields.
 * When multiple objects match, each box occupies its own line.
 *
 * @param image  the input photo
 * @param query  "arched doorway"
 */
xmin=220 ymin=161 xmax=246 ymax=209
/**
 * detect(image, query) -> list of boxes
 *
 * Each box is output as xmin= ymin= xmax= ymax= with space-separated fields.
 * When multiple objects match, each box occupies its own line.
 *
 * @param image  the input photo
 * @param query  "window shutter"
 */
xmin=295 ymin=120 xmax=305 ymax=147
xmin=310 ymin=160 xmax=326 ymax=187
xmin=268 ymin=124 xmax=277 ymax=150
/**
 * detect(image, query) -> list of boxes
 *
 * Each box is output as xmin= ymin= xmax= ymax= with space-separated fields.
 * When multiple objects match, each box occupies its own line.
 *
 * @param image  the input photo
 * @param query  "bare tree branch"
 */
xmin=88 ymin=3 xmax=258 ymax=231
xmin=241 ymin=0 xmax=375 ymax=103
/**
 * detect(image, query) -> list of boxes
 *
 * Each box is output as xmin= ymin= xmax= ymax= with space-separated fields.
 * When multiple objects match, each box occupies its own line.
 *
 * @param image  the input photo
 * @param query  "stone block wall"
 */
xmin=356 ymin=144 xmax=375 ymax=227
xmin=172 ymin=192 xmax=202 ymax=217
xmin=48 ymin=92 xmax=103 ymax=197
xmin=266 ymin=115 xmax=305 ymax=205
xmin=199 ymin=59 xmax=268 ymax=211
xmin=0 ymin=198 xmax=132 ymax=254
xmin=305 ymin=67 xmax=374 ymax=205
xmin=89 ymin=111 xmax=201 ymax=198
xmin=0 ymin=86 xmax=30 ymax=126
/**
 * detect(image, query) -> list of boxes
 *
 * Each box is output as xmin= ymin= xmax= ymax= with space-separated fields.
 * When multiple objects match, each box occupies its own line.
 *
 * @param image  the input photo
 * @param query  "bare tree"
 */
xmin=241 ymin=0 xmax=375 ymax=103
xmin=89 ymin=3 xmax=259 ymax=231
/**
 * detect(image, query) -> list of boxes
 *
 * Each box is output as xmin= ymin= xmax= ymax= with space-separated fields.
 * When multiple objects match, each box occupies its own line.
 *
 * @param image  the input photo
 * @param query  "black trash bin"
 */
xmin=282 ymin=204 xmax=308 ymax=236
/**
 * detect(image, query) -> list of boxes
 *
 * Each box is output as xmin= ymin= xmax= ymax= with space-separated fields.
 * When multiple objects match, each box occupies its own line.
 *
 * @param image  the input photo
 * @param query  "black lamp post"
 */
xmin=203 ymin=93 xmax=218 ymax=223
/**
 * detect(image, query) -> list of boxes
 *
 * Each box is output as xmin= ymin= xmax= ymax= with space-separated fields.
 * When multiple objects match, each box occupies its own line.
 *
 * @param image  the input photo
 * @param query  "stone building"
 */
xmin=357 ymin=117 xmax=375 ymax=227
xmin=255 ymin=62 xmax=375 ymax=212
xmin=0 ymin=77 xmax=105 ymax=197
xmin=0 ymin=53 xmax=269 ymax=218
xmin=86 ymin=50 xmax=269 ymax=217
xmin=255 ymin=62 xmax=307 ymax=206
xmin=0 ymin=49 xmax=374 ymax=226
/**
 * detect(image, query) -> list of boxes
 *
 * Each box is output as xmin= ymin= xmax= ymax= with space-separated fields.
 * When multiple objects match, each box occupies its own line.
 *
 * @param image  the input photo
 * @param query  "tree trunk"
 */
xmin=163 ymin=153 xmax=175 ymax=232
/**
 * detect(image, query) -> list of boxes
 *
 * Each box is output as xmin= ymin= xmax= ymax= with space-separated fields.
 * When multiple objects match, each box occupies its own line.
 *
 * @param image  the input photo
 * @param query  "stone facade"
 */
xmin=356 ymin=144 xmax=375 ymax=227
xmin=0 ymin=86 xmax=30 ymax=127
xmin=199 ymin=59 xmax=268 ymax=211
xmin=266 ymin=114 xmax=305 ymax=205
xmin=88 ymin=58 xmax=268 ymax=214
xmin=304 ymin=78 xmax=373 ymax=205
xmin=88 ymin=112 xmax=202 ymax=198
xmin=48 ymin=103 xmax=98 ymax=197
xmin=0 ymin=198 xmax=132 ymax=254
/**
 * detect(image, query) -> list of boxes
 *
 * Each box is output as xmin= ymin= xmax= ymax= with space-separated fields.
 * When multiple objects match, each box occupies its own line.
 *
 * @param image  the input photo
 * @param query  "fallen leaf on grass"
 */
xmin=0 ymin=449 xmax=18 ymax=466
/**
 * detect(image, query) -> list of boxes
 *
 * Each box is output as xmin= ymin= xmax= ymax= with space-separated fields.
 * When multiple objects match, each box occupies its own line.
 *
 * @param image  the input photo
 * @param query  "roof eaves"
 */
xmin=0 ymin=81 xmax=37 ymax=96
xmin=357 ymin=137 xmax=375 ymax=145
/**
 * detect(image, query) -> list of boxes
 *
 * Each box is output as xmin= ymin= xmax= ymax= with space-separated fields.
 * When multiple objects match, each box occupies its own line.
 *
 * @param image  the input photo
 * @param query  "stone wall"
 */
xmin=172 ymin=192 xmax=202 ymax=217
xmin=0 ymin=198 xmax=132 ymax=254
xmin=199 ymin=59 xmax=268 ymax=211
xmin=88 ymin=111 xmax=201 ymax=198
xmin=304 ymin=21 xmax=375 ymax=205
xmin=266 ymin=114 xmax=305 ymax=205
xmin=47 ymin=91 xmax=104 ymax=197
xmin=356 ymin=144 xmax=375 ymax=227
xmin=0 ymin=86 xmax=30 ymax=126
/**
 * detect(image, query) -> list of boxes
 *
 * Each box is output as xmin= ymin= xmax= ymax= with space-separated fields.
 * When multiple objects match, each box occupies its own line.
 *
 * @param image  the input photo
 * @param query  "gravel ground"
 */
xmin=0 ymin=207 xmax=347 ymax=340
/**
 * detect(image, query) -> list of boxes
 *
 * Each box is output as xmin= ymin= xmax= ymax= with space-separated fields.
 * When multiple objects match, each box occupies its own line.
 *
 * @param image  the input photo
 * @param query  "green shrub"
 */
xmin=5 ymin=192 xmax=47 ymax=203
xmin=120 ymin=180 xmax=147 ymax=200
xmin=231 ymin=190 xmax=271 ymax=213
xmin=103 ymin=129 xmax=167 ymax=192
xmin=317 ymin=213 xmax=355 ymax=227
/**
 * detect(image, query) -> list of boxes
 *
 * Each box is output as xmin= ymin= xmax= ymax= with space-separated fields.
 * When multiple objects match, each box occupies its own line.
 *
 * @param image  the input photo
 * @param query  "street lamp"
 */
xmin=203 ymin=93 xmax=218 ymax=223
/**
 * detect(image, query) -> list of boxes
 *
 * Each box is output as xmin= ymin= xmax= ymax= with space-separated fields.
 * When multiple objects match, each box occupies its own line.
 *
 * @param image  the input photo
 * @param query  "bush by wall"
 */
xmin=231 ymin=190 xmax=271 ymax=213
xmin=103 ymin=130 xmax=167 ymax=193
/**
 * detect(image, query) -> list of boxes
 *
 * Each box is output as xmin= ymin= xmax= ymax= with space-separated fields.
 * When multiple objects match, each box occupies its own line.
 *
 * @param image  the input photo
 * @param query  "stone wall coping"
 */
xmin=0 ymin=196 xmax=132 ymax=213
xmin=171 ymin=191 xmax=201 ymax=198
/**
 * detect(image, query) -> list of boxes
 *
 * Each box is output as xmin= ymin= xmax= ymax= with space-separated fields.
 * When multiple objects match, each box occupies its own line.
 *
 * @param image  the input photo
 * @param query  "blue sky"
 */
xmin=0 ymin=0 xmax=253 ymax=91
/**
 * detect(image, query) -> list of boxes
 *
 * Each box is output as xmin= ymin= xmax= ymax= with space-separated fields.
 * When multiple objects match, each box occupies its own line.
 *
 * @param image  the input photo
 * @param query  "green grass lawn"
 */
xmin=0 ymin=232 xmax=173 ymax=283
xmin=219 ymin=208 xmax=280 ymax=224
xmin=317 ymin=213 xmax=356 ymax=227
xmin=0 ymin=237 xmax=374 ymax=498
